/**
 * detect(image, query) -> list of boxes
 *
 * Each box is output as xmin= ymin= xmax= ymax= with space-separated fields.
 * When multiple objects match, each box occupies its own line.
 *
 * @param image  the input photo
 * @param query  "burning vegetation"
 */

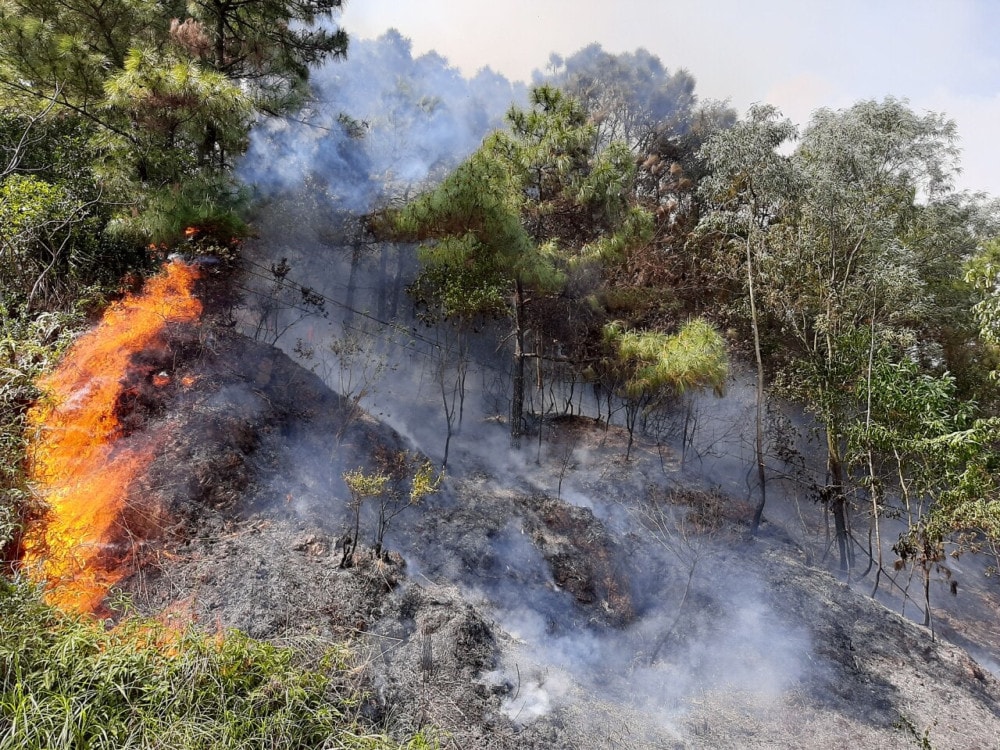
xmin=22 ymin=260 xmax=203 ymax=613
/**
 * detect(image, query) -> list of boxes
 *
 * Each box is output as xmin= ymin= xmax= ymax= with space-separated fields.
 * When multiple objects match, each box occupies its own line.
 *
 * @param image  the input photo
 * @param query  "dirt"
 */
xmin=110 ymin=324 xmax=1000 ymax=750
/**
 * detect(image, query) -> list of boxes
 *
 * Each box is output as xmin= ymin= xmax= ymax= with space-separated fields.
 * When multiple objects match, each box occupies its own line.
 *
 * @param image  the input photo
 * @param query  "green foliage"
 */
xmin=918 ymin=419 xmax=1000 ymax=543
xmin=179 ymin=0 xmax=348 ymax=113
xmin=577 ymin=205 xmax=654 ymax=266
xmin=698 ymin=103 xmax=798 ymax=210
xmin=0 ymin=0 xmax=346 ymax=240
xmin=408 ymin=248 xmax=508 ymax=323
xmin=0 ymin=306 xmax=84 ymax=553
xmin=966 ymin=238 xmax=1000 ymax=378
xmin=341 ymin=452 xmax=443 ymax=564
xmin=121 ymin=174 xmax=251 ymax=247
xmin=600 ymin=317 xmax=727 ymax=459
xmin=0 ymin=109 xmax=151 ymax=306
xmin=343 ymin=467 xmax=391 ymax=503
xmin=857 ymin=357 xmax=1000 ymax=556
xmin=0 ymin=578 xmax=428 ymax=750
xmin=0 ymin=174 xmax=101 ymax=308
xmin=0 ymin=109 xmax=96 ymax=184
xmin=388 ymin=85 xmax=647 ymax=322
xmin=698 ymin=98 xmax=994 ymax=568
xmin=101 ymin=47 xmax=255 ymax=188
xmin=603 ymin=318 xmax=728 ymax=400
xmin=389 ymin=126 xmax=554 ymax=310
xmin=408 ymin=460 xmax=444 ymax=505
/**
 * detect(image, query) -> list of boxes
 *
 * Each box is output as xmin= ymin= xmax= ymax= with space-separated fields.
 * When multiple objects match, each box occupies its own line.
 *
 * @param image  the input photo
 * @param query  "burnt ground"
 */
xmin=108 ymin=325 xmax=1000 ymax=749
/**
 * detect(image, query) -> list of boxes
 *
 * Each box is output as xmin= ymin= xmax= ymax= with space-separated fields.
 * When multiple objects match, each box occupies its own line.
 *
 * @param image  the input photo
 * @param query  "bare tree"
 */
xmin=247 ymin=258 xmax=327 ymax=345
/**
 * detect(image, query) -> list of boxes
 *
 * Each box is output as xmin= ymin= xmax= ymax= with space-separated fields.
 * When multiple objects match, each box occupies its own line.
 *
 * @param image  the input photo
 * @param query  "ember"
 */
xmin=22 ymin=260 xmax=202 ymax=613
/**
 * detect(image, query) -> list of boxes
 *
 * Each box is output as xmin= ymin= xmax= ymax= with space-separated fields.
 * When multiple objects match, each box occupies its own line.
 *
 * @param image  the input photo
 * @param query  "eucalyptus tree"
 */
xmin=700 ymin=98 xmax=984 ymax=573
xmin=698 ymin=104 xmax=798 ymax=536
xmin=766 ymin=99 xmax=963 ymax=572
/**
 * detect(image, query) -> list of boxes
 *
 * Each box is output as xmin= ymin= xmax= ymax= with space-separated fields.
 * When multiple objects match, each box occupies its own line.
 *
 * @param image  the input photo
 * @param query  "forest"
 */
xmin=2 ymin=0 xmax=1000 ymax=747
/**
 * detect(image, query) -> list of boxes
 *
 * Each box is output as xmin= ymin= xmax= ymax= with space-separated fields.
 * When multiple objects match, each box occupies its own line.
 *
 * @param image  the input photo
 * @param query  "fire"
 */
xmin=22 ymin=260 xmax=202 ymax=614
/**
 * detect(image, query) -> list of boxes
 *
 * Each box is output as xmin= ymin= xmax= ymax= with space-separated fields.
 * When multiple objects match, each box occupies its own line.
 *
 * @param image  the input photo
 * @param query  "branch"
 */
xmin=1 ymin=86 xmax=63 ymax=179
xmin=0 ymin=77 xmax=138 ymax=144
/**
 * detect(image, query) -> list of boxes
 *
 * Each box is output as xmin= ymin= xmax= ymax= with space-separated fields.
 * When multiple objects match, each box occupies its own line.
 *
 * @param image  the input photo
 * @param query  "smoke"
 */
xmin=239 ymin=29 xmax=526 ymax=213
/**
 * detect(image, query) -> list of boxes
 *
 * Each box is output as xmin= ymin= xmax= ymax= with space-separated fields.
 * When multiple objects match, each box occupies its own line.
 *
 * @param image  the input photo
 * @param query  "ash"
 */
xmin=114 ymin=315 xmax=1000 ymax=749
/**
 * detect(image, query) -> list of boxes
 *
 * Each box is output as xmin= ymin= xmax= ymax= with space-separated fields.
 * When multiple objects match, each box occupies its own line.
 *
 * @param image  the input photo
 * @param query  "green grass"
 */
xmin=0 ymin=579 xmax=433 ymax=750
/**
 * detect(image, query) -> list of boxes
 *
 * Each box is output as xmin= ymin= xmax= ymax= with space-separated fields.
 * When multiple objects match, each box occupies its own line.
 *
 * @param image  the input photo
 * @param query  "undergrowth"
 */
xmin=0 ymin=579 xmax=435 ymax=750
xmin=0 ymin=305 xmax=86 ymax=555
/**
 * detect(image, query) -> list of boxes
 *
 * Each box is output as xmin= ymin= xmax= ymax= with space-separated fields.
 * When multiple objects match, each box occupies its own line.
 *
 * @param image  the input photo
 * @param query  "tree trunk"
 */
xmin=865 ymin=306 xmax=884 ymax=596
xmin=511 ymin=278 xmax=526 ymax=447
xmin=747 ymin=235 xmax=768 ymax=537
xmin=827 ymin=438 xmax=852 ymax=572
xmin=344 ymin=244 xmax=362 ymax=322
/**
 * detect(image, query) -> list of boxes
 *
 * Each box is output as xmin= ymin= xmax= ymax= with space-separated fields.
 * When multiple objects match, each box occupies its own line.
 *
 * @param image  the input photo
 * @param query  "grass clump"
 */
xmin=0 ymin=579 xmax=432 ymax=750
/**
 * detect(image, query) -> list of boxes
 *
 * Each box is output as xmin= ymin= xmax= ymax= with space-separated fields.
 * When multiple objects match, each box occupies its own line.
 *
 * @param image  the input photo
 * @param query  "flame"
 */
xmin=184 ymin=226 xmax=199 ymax=238
xmin=22 ymin=260 xmax=202 ymax=614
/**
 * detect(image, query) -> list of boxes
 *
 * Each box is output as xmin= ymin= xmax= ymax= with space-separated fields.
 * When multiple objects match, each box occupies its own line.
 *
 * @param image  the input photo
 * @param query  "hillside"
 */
xmin=103 ymin=310 xmax=1000 ymax=749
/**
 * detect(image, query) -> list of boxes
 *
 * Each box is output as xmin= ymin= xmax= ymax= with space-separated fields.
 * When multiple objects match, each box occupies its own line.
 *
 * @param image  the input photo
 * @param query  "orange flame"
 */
xmin=22 ymin=260 xmax=202 ymax=614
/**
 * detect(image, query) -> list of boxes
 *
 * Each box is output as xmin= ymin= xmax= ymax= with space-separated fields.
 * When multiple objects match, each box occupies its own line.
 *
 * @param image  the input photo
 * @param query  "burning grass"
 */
xmin=0 ymin=578 xmax=434 ymax=750
xmin=22 ymin=260 xmax=204 ymax=613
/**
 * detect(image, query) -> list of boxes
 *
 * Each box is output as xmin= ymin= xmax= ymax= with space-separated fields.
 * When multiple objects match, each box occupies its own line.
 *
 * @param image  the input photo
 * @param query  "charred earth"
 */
xmin=90 ymin=305 xmax=1000 ymax=749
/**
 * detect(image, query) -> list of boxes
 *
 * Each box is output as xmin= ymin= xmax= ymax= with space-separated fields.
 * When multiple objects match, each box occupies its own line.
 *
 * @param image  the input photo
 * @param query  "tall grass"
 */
xmin=0 ymin=579 xmax=433 ymax=750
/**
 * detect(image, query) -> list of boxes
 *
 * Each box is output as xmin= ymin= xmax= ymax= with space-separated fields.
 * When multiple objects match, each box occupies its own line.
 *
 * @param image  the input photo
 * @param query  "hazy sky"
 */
xmin=340 ymin=0 xmax=1000 ymax=196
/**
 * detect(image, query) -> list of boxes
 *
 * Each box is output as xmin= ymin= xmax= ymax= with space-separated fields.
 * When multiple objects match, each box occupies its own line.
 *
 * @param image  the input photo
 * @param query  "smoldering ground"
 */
xmin=115 ymin=317 xmax=1000 ymax=747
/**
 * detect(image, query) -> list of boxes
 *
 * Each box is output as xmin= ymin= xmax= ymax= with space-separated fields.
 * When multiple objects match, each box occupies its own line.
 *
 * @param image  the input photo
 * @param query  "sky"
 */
xmin=340 ymin=0 xmax=1000 ymax=197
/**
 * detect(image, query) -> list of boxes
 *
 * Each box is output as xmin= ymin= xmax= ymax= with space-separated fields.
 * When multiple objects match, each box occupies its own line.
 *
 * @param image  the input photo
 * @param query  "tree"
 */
xmin=340 ymin=451 xmax=442 ymax=567
xmin=602 ymin=318 xmax=728 ymax=460
xmin=0 ymin=175 xmax=103 ymax=309
xmin=101 ymin=47 xmax=254 ymax=184
xmin=769 ymin=99 xmax=961 ymax=572
xmin=967 ymin=237 xmax=1000 ymax=379
xmin=700 ymin=98 xmax=982 ymax=572
xmin=544 ymin=44 xmax=698 ymax=155
xmin=0 ymin=106 xmax=146 ymax=310
xmin=844 ymin=353 xmax=998 ymax=627
xmin=698 ymin=104 xmax=798 ymax=536
xmin=546 ymin=44 xmax=737 ymax=303
xmin=0 ymin=0 xmax=347 ymax=237
xmin=386 ymin=86 xmax=651 ymax=445
xmin=341 ymin=467 xmax=388 ymax=568
xmin=177 ymin=0 xmax=347 ymax=118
